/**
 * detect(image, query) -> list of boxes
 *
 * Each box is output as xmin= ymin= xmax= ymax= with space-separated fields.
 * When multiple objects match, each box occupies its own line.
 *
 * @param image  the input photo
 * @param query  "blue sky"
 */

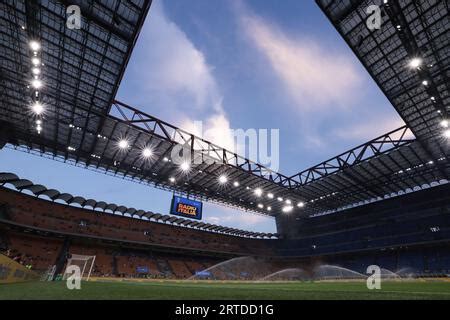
xmin=0 ymin=0 xmax=405 ymax=233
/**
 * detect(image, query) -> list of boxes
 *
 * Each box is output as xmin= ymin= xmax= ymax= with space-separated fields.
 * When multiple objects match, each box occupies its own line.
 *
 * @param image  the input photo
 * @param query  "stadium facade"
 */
xmin=0 ymin=0 xmax=449 ymax=280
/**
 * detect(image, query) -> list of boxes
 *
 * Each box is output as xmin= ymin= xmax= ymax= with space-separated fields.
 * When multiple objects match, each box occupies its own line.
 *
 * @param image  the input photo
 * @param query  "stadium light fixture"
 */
xmin=180 ymin=161 xmax=190 ymax=172
xmin=118 ymin=139 xmax=129 ymax=149
xmin=408 ymin=57 xmax=422 ymax=69
xmin=422 ymin=80 xmax=429 ymax=86
xmin=257 ymin=204 xmax=264 ymax=209
xmin=233 ymin=181 xmax=240 ymax=187
xmin=297 ymin=202 xmax=305 ymax=208
xmin=444 ymin=129 xmax=450 ymax=139
xmin=282 ymin=205 xmax=293 ymax=213
xmin=31 ymin=57 xmax=40 ymax=66
xmin=285 ymin=199 xmax=292 ymax=205
xmin=142 ymin=148 xmax=153 ymax=158
xmin=31 ymin=102 xmax=44 ymax=115
xmin=267 ymin=206 xmax=272 ymax=211
xmin=267 ymin=193 xmax=274 ymax=199
xmin=31 ymin=67 xmax=40 ymax=75
xmin=254 ymin=188 xmax=263 ymax=197
xmin=169 ymin=177 xmax=175 ymax=183
xmin=29 ymin=41 xmax=41 ymax=51
xmin=31 ymin=79 xmax=43 ymax=89
xmin=441 ymin=120 xmax=449 ymax=128
xmin=277 ymin=197 xmax=283 ymax=202
xmin=218 ymin=175 xmax=228 ymax=184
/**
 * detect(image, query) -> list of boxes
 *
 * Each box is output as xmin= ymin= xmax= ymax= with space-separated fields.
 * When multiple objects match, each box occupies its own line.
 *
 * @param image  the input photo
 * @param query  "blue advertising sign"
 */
xmin=195 ymin=271 xmax=212 ymax=278
xmin=170 ymin=196 xmax=203 ymax=220
xmin=136 ymin=266 xmax=149 ymax=274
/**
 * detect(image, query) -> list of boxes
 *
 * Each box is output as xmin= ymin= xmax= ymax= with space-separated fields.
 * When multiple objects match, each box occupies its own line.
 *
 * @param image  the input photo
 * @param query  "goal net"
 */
xmin=41 ymin=265 xmax=56 ymax=281
xmin=63 ymin=254 xmax=96 ymax=281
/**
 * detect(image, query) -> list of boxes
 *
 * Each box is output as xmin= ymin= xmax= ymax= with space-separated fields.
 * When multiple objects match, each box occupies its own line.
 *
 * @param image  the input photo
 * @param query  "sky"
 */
xmin=0 ymin=0 xmax=405 ymax=233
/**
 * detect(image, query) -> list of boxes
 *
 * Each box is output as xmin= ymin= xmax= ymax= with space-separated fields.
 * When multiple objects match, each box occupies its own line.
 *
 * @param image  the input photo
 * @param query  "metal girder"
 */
xmin=289 ymin=126 xmax=415 ymax=186
xmin=110 ymin=100 xmax=294 ymax=188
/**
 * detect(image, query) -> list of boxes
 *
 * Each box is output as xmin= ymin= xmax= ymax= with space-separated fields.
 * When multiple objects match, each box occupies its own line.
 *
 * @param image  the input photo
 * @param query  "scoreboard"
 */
xmin=170 ymin=196 xmax=203 ymax=220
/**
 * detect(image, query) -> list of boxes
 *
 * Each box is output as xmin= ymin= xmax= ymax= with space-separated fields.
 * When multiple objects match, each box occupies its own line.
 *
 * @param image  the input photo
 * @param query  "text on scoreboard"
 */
xmin=170 ymin=196 xmax=203 ymax=220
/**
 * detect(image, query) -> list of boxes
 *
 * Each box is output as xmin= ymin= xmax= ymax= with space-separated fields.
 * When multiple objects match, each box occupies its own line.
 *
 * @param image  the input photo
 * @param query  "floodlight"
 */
xmin=267 ymin=193 xmax=274 ymax=199
xmin=32 ymin=67 xmax=40 ymax=75
xmin=267 ymin=206 xmax=272 ymax=211
xmin=31 ymin=102 xmax=44 ymax=115
xmin=31 ymin=79 xmax=43 ymax=89
xmin=282 ymin=206 xmax=293 ymax=213
xmin=29 ymin=41 xmax=41 ymax=51
xmin=169 ymin=177 xmax=176 ymax=183
xmin=254 ymin=188 xmax=263 ymax=197
xmin=422 ymin=80 xmax=429 ymax=86
xmin=118 ymin=139 xmax=129 ymax=149
xmin=277 ymin=197 xmax=283 ymax=202
xmin=297 ymin=202 xmax=305 ymax=208
xmin=444 ymin=129 xmax=450 ymax=139
xmin=233 ymin=181 xmax=240 ymax=187
xmin=218 ymin=175 xmax=228 ymax=184
xmin=441 ymin=120 xmax=449 ymax=128
xmin=285 ymin=199 xmax=292 ymax=205
xmin=31 ymin=57 xmax=40 ymax=66
xmin=180 ymin=162 xmax=190 ymax=172
xmin=408 ymin=57 xmax=422 ymax=69
xmin=257 ymin=204 xmax=264 ymax=209
xmin=142 ymin=148 xmax=153 ymax=158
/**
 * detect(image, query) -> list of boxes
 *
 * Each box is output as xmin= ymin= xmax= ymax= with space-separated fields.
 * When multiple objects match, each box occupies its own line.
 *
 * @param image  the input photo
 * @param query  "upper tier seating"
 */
xmin=0 ymin=187 xmax=273 ymax=256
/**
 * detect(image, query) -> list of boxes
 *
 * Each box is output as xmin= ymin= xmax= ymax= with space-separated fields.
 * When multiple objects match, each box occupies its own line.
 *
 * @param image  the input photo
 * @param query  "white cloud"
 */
xmin=332 ymin=116 xmax=410 ymax=142
xmin=179 ymin=112 xmax=235 ymax=152
xmin=121 ymin=1 xmax=234 ymax=150
xmin=241 ymin=14 xmax=362 ymax=111
xmin=135 ymin=1 xmax=220 ymax=112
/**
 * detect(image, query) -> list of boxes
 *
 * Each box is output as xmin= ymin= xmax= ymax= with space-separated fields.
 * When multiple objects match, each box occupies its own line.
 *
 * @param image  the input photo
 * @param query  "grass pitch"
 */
xmin=1 ymin=279 xmax=450 ymax=300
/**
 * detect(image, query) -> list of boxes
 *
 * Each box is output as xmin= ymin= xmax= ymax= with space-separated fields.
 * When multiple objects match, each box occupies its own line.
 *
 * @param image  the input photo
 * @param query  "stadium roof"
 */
xmin=0 ymin=0 xmax=448 ymax=218
xmin=0 ymin=172 xmax=278 ymax=239
xmin=316 ymin=0 xmax=449 ymax=155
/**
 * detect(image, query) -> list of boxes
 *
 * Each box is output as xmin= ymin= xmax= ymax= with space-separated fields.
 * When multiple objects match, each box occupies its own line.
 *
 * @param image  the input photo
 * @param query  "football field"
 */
xmin=1 ymin=280 xmax=450 ymax=300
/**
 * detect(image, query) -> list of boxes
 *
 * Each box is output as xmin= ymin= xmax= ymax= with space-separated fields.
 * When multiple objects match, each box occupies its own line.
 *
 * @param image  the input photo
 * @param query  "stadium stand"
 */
xmin=0 ymin=174 xmax=448 ymax=279
xmin=0 ymin=180 xmax=273 ymax=278
xmin=0 ymin=182 xmax=275 ymax=256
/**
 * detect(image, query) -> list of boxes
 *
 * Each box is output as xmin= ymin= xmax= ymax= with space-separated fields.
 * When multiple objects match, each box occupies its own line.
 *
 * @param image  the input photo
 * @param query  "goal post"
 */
xmin=63 ymin=254 xmax=96 ymax=281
